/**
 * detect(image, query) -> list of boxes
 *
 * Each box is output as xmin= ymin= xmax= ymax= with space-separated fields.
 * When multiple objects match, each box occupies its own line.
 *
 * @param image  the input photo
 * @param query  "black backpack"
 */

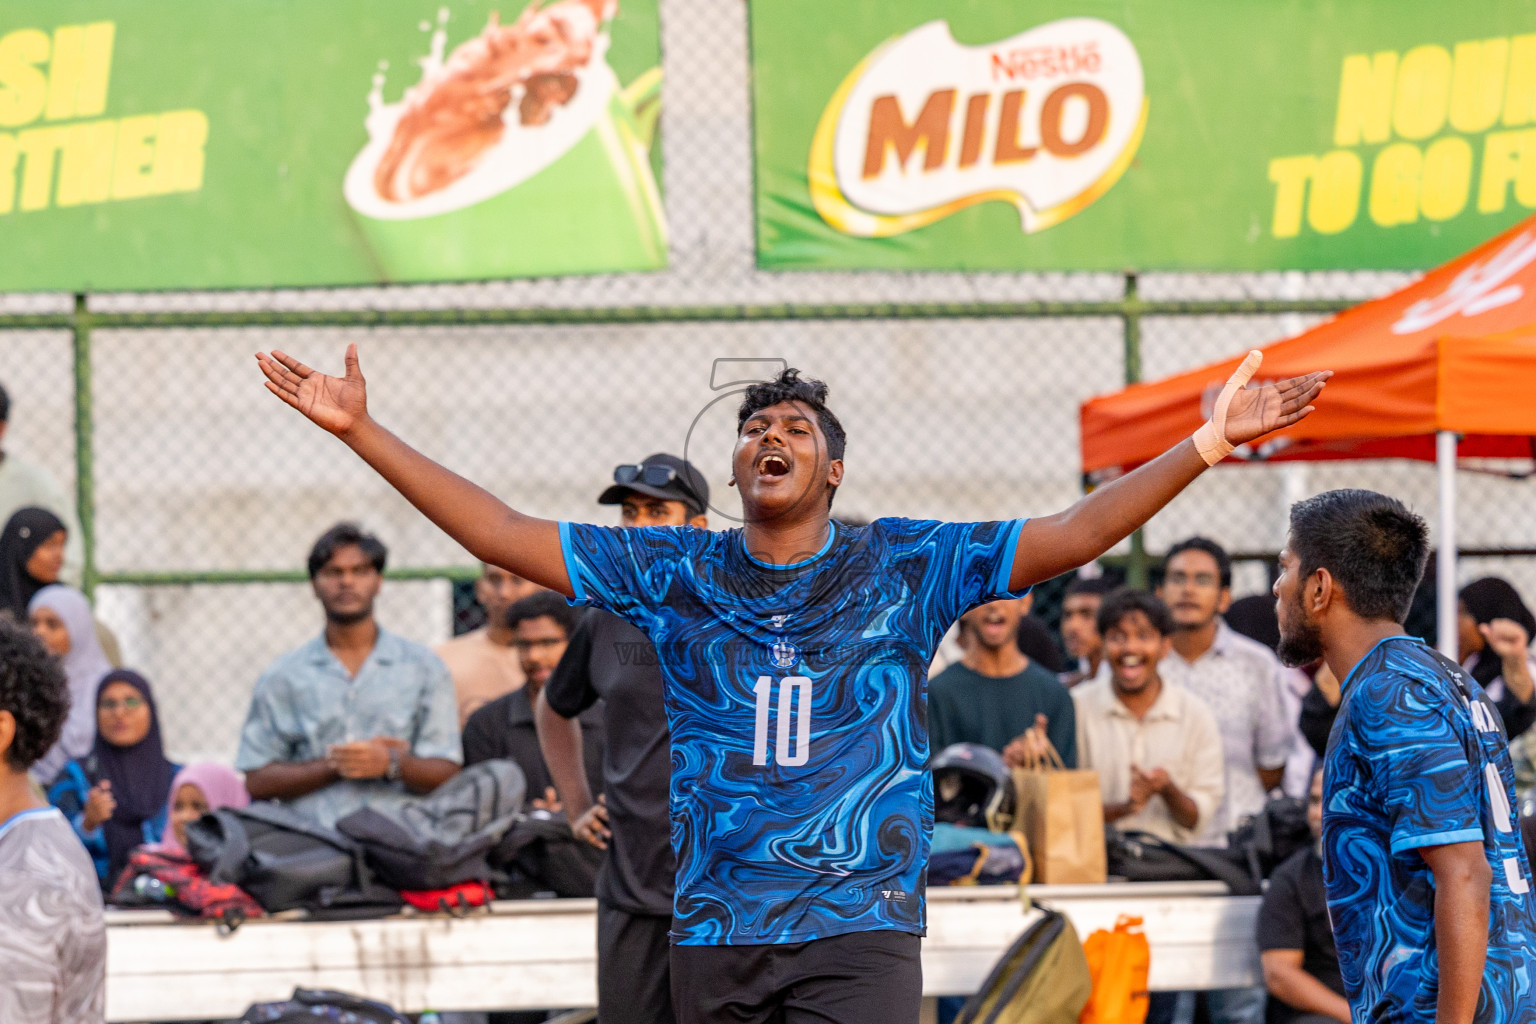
xmin=238 ymin=987 xmax=409 ymax=1023
xmin=185 ymin=801 xmax=401 ymax=917
xmin=492 ymin=812 xmax=604 ymax=899
xmin=1227 ymin=795 xmax=1312 ymax=880
xmin=336 ymin=760 xmax=526 ymax=891
xmin=1104 ymin=829 xmax=1262 ymax=895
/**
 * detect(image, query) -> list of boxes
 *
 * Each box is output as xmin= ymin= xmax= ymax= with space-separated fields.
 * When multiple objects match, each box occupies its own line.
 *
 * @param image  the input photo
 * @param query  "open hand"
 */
xmin=531 ymin=786 xmax=563 ymax=814
xmin=1220 ymin=365 xmax=1332 ymax=448
xmin=256 ymin=343 xmax=369 ymax=437
xmin=82 ymin=780 xmax=115 ymax=831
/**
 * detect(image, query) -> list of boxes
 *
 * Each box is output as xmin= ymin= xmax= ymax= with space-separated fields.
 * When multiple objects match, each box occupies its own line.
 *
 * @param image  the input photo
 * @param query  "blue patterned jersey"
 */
xmin=1321 ymin=635 xmax=1536 ymax=1023
xmin=558 ymin=517 xmax=1027 ymax=945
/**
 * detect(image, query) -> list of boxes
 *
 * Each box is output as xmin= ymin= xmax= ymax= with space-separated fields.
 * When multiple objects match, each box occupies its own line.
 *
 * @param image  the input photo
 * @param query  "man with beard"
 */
xmin=1274 ymin=489 xmax=1536 ymax=1024
xmin=236 ymin=523 xmax=461 ymax=827
xmin=258 ymin=344 xmax=1326 ymax=1024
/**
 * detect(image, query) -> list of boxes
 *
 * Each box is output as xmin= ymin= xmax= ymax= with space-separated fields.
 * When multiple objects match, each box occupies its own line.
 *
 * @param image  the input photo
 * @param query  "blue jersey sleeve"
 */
xmin=559 ymin=522 xmax=699 ymax=625
xmin=1360 ymin=674 xmax=1485 ymax=854
xmin=886 ymin=518 xmax=1030 ymax=628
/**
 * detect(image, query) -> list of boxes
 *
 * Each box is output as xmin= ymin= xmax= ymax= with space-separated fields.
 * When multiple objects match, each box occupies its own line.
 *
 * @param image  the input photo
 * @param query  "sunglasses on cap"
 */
xmin=614 ymin=463 xmax=681 ymax=489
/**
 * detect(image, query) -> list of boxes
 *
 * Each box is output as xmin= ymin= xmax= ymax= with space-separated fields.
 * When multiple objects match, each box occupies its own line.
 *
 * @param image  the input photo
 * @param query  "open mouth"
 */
xmin=757 ymin=452 xmax=791 ymax=477
xmin=1114 ymin=653 xmax=1149 ymax=678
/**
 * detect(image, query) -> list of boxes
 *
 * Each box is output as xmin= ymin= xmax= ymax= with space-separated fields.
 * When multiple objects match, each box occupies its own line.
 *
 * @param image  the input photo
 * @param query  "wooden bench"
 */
xmin=106 ymin=881 xmax=1260 ymax=1021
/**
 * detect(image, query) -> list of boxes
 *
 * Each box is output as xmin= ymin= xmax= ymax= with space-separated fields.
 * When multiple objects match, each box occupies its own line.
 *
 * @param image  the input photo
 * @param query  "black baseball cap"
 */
xmin=598 ymin=453 xmax=710 ymax=516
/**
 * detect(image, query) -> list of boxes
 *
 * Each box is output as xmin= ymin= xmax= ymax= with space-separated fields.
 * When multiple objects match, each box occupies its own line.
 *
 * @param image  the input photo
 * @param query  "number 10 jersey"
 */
xmin=559 ymin=517 xmax=1027 ymax=945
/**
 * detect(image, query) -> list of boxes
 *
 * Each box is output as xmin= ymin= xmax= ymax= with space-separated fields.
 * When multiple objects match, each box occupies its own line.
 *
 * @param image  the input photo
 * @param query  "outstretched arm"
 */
xmin=1009 ymin=352 xmax=1329 ymax=590
xmin=257 ymin=345 xmax=572 ymax=596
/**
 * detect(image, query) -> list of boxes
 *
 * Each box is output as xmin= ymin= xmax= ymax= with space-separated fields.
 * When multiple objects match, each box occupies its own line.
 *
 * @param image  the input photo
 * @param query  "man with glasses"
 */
xmin=235 ymin=523 xmax=462 ymax=827
xmin=1156 ymin=536 xmax=1293 ymax=846
xmin=258 ymin=346 xmax=1327 ymax=1024
xmin=1156 ymin=537 xmax=1293 ymax=1024
xmin=535 ymin=453 xmax=708 ymax=1024
xmin=462 ymin=591 xmax=605 ymax=810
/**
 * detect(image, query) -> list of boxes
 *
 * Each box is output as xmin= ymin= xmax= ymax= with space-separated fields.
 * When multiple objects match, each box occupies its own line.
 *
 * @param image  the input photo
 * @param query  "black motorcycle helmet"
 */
xmin=932 ymin=742 xmax=1016 ymax=832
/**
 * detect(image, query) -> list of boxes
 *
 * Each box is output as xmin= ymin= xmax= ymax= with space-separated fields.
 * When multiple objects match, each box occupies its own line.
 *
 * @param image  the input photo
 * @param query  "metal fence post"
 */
xmin=71 ymin=293 xmax=98 ymax=599
xmin=1121 ymin=273 xmax=1149 ymax=590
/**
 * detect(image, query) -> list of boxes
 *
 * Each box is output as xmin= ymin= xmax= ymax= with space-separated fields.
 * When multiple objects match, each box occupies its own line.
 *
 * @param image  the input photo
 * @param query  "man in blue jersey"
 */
xmin=1273 ymin=489 xmax=1536 ymax=1024
xmin=257 ymin=345 xmax=1326 ymax=1023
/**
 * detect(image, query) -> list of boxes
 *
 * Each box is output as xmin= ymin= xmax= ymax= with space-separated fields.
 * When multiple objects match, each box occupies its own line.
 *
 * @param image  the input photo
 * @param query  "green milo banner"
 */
xmin=0 ymin=0 xmax=664 ymax=291
xmin=751 ymin=0 xmax=1536 ymax=271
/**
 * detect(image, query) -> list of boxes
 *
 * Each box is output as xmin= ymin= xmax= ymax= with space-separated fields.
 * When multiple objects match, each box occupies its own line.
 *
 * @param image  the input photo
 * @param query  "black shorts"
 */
xmin=670 ymin=929 xmax=922 ymax=1024
xmin=598 ymin=902 xmax=675 ymax=1024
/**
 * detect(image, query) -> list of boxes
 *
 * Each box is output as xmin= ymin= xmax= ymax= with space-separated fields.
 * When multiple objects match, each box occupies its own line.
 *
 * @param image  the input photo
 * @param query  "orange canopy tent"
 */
xmin=1080 ymin=213 xmax=1536 ymax=655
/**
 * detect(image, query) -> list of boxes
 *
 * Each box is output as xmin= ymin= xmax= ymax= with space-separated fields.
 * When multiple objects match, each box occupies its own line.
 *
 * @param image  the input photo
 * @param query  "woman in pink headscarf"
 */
xmin=157 ymin=763 xmax=249 ymax=855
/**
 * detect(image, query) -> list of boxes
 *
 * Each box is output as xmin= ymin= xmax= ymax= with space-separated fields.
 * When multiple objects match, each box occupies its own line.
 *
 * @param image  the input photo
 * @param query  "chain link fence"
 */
xmin=1 ymin=0 xmax=1532 ymax=762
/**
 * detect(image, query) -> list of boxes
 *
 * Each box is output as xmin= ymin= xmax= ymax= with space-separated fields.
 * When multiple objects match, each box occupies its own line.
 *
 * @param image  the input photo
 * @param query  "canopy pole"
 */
xmin=1436 ymin=430 xmax=1458 ymax=659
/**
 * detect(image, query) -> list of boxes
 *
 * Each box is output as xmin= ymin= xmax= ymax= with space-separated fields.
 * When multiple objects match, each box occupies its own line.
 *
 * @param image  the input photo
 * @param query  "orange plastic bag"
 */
xmin=1078 ymin=915 xmax=1150 ymax=1024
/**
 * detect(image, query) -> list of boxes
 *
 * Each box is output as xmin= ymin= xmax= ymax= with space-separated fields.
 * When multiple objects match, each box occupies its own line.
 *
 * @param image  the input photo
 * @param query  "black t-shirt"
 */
xmin=461 ymin=685 xmax=605 ymax=806
xmin=1256 ymin=846 xmax=1345 ymax=1024
xmin=542 ymin=609 xmax=674 ymax=917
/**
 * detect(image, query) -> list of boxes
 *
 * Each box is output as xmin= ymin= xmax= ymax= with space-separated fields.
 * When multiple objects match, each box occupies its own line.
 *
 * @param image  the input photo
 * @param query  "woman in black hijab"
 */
xmin=47 ymin=669 xmax=181 ymax=887
xmin=0 ymin=506 xmax=68 ymax=623
xmin=1459 ymin=577 xmax=1536 ymax=740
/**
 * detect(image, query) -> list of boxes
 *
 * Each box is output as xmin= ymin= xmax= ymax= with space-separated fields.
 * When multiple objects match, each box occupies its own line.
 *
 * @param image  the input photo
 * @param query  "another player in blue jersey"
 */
xmin=258 ymin=345 xmax=1327 ymax=1023
xmin=1273 ymin=489 xmax=1536 ymax=1024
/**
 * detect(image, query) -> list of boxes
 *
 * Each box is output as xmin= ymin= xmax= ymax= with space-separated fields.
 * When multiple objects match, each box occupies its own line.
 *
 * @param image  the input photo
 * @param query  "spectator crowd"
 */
xmin=3 ymin=373 xmax=1536 ymax=1024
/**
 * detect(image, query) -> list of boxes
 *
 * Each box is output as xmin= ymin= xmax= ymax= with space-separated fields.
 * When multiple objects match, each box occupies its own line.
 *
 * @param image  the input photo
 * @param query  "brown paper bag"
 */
xmin=1012 ymin=744 xmax=1107 ymax=884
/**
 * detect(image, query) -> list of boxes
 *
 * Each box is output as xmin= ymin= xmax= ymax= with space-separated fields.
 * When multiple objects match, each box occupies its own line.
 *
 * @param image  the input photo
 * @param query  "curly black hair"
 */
xmin=736 ymin=369 xmax=847 ymax=509
xmin=0 ymin=617 xmax=68 ymax=771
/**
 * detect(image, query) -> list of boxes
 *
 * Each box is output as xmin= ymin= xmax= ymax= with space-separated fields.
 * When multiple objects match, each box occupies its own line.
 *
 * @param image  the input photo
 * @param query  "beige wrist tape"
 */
xmin=1192 ymin=349 xmax=1264 ymax=466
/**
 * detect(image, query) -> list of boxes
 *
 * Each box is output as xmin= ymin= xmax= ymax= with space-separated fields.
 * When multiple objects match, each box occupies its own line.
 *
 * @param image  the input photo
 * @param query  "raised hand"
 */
xmin=1480 ymin=618 xmax=1531 ymax=663
xmin=256 ymin=343 xmax=368 ymax=437
xmin=83 ymin=780 xmax=115 ymax=831
xmin=1221 ymin=364 xmax=1332 ymax=448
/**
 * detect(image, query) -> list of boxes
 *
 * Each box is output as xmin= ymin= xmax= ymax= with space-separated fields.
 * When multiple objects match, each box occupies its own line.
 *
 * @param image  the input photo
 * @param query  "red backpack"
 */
xmin=112 ymin=847 xmax=264 ymax=929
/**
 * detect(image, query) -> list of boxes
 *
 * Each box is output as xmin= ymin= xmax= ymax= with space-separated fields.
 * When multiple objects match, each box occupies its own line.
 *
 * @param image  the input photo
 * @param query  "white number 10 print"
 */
xmin=753 ymin=675 xmax=812 ymax=767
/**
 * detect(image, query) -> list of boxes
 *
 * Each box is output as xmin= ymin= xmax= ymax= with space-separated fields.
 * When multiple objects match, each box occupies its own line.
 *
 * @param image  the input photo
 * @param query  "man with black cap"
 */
xmin=536 ymin=453 xmax=707 ymax=1024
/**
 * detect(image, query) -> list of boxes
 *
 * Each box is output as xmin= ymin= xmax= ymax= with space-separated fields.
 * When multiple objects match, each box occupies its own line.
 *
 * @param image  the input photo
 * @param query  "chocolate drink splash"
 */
xmin=374 ymin=0 xmax=616 ymax=203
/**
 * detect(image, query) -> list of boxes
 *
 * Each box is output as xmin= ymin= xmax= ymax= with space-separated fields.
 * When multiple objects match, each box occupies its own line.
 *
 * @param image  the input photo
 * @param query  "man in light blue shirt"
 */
xmin=236 ymin=523 xmax=461 ymax=828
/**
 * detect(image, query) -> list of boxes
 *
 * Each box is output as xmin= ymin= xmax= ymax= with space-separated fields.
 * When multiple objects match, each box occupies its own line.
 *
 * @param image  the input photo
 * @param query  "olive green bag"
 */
xmin=953 ymin=906 xmax=1093 ymax=1024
